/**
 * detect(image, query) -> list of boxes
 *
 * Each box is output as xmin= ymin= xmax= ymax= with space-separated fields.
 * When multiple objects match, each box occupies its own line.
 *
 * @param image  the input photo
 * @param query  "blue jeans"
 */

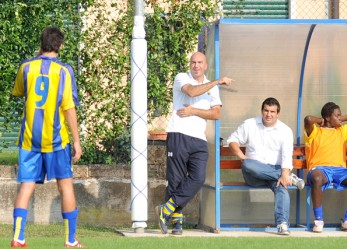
xmin=242 ymin=159 xmax=290 ymax=226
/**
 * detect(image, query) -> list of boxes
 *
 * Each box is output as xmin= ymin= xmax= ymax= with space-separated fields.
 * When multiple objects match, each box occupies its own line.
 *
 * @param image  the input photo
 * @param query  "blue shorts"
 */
xmin=17 ymin=144 xmax=73 ymax=183
xmin=307 ymin=166 xmax=347 ymax=191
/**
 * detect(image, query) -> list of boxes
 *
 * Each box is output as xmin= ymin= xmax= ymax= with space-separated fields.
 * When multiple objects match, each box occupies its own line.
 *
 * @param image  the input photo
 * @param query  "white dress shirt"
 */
xmin=227 ymin=116 xmax=294 ymax=170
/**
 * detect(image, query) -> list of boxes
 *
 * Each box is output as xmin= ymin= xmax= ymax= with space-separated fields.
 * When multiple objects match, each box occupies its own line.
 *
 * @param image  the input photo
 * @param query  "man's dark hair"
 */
xmin=321 ymin=102 xmax=340 ymax=119
xmin=261 ymin=97 xmax=281 ymax=113
xmin=40 ymin=27 xmax=64 ymax=53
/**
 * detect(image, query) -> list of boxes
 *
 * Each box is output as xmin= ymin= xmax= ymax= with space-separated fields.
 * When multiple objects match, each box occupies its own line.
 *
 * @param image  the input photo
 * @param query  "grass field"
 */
xmin=1 ymin=153 xmax=346 ymax=248
xmin=1 ymin=224 xmax=347 ymax=249
xmin=1 ymin=153 xmax=347 ymax=248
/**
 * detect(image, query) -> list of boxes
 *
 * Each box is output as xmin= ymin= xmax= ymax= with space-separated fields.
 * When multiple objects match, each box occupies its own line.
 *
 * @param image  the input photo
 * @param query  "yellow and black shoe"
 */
xmin=172 ymin=219 xmax=183 ymax=235
xmin=155 ymin=205 xmax=169 ymax=234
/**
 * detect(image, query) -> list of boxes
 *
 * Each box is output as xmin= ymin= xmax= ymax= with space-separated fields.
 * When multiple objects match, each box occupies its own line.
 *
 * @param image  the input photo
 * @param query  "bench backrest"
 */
xmin=220 ymin=145 xmax=306 ymax=170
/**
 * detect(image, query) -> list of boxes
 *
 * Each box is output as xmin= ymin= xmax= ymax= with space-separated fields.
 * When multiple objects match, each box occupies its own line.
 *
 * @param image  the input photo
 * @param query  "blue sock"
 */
xmin=13 ymin=208 xmax=28 ymax=242
xmin=313 ymin=206 xmax=323 ymax=221
xmin=62 ymin=209 xmax=78 ymax=244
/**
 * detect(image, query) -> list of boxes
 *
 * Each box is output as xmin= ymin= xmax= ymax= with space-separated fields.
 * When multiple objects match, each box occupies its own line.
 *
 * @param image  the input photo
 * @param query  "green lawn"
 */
xmin=1 ymin=224 xmax=347 ymax=249
xmin=0 ymin=151 xmax=18 ymax=165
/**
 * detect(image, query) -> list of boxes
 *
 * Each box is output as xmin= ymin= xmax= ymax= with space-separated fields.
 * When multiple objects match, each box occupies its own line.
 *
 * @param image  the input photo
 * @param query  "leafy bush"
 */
xmin=146 ymin=0 xmax=218 ymax=118
xmin=0 ymin=0 xmax=89 ymax=151
xmin=0 ymin=0 xmax=219 ymax=164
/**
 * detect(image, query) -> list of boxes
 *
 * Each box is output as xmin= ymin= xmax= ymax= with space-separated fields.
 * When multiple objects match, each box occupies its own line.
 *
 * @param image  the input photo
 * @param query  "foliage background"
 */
xmin=0 ymin=0 xmax=219 ymax=164
xmin=0 ymin=0 xmax=89 ymax=153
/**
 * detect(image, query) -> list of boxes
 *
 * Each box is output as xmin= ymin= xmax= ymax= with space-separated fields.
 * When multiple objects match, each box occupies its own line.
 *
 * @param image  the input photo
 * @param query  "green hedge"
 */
xmin=0 ymin=0 xmax=219 ymax=164
xmin=0 ymin=0 xmax=87 ymax=150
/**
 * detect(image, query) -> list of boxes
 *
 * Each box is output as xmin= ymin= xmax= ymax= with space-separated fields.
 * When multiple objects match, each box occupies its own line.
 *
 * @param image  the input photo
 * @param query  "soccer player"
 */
xmin=11 ymin=27 xmax=83 ymax=248
xmin=304 ymin=102 xmax=347 ymax=232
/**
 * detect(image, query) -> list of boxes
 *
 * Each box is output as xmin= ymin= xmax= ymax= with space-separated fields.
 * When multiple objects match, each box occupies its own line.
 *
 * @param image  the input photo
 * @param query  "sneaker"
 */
xmin=155 ymin=205 xmax=169 ymax=234
xmin=172 ymin=220 xmax=183 ymax=235
xmin=313 ymin=220 xmax=324 ymax=233
xmin=341 ymin=219 xmax=347 ymax=231
xmin=11 ymin=240 xmax=28 ymax=248
xmin=277 ymin=222 xmax=290 ymax=235
xmin=64 ymin=240 xmax=84 ymax=248
xmin=290 ymin=173 xmax=305 ymax=190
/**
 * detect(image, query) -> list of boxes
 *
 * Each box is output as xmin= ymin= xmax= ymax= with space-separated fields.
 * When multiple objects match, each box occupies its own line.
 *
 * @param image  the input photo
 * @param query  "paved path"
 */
xmin=118 ymin=229 xmax=347 ymax=238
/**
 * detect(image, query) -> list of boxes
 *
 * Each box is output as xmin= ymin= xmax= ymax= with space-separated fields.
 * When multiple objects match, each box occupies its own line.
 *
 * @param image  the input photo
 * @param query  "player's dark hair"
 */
xmin=321 ymin=102 xmax=340 ymax=119
xmin=40 ymin=27 xmax=64 ymax=53
xmin=261 ymin=97 xmax=281 ymax=113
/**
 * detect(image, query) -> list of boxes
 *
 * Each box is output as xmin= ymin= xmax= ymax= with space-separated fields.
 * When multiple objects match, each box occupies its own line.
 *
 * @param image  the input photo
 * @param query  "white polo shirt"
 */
xmin=166 ymin=72 xmax=222 ymax=141
xmin=227 ymin=116 xmax=294 ymax=170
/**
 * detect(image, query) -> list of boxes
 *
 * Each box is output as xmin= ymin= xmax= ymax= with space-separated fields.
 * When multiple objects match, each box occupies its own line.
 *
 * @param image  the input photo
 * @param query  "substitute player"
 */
xmin=304 ymin=102 xmax=347 ymax=233
xmin=11 ymin=27 xmax=83 ymax=248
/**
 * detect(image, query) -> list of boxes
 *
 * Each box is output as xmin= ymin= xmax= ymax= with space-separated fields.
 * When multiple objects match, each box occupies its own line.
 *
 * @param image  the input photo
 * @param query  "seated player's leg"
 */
xmin=332 ymin=167 xmax=347 ymax=231
xmin=307 ymin=167 xmax=330 ymax=233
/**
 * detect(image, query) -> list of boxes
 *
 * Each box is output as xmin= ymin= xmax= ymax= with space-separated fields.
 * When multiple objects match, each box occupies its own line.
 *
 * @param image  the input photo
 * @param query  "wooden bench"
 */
xmin=218 ymin=145 xmax=318 ymax=231
xmin=220 ymin=145 xmax=306 ymax=185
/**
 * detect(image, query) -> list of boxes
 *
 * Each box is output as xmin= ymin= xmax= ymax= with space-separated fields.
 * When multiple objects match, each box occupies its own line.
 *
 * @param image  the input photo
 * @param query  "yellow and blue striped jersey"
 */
xmin=12 ymin=55 xmax=80 ymax=152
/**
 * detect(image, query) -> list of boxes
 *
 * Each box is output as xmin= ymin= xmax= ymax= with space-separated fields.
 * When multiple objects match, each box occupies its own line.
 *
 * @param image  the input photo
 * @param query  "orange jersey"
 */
xmin=304 ymin=124 xmax=347 ymax=170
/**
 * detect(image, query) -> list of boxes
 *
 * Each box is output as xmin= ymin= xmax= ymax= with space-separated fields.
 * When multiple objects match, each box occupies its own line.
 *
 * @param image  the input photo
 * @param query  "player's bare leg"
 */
xmin=57 ymin=178 xmax=83 ymax=248
xmin=12 ymin=182 xmax=36 ymax=247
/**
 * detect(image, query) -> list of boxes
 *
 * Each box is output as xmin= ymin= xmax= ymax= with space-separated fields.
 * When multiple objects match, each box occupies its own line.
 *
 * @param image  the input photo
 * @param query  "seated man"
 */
xmin=304 ymin=102 xmax=347 ymax=233
xmin=227 ymin=97 xmax=304 ymax=235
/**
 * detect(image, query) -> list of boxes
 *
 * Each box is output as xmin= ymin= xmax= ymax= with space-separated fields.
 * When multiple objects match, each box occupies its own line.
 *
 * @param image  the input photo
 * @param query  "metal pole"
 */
xmin=329 ymin=0 xmax=339 ymax=19
xmin=130 ymin=0 xmax=148 ymax=233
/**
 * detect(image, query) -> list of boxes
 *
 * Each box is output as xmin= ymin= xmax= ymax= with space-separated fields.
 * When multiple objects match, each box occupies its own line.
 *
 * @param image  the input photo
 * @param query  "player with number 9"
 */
xmin=11 ymin=27 xmax=83 ymax=248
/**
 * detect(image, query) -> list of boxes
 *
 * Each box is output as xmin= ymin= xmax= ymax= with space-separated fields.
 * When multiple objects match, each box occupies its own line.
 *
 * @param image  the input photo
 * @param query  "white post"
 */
xmin=289 ymin=0 xmax=297 ymax=19
xmin=325 ymin=0 xmax=330 ymax=18
xmin=130 ymin=0 xmax=148 ymax=233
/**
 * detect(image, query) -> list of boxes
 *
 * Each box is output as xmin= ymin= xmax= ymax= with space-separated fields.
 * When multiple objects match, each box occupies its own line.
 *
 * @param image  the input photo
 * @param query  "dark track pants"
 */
xmin=165 ymin=132 xmax=208 ymax=210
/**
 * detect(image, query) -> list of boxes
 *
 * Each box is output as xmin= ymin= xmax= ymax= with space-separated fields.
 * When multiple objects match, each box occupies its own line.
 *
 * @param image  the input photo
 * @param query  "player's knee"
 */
xmin=310 ymin=174 xmax=325 ymax=186
xmin=242 ymin=159 xmax=257 ymax=174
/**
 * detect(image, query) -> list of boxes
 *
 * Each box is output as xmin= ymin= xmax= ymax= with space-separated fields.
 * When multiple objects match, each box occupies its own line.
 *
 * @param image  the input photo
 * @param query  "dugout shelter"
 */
xmin=200 ymin=19 xmax=347 ymax=232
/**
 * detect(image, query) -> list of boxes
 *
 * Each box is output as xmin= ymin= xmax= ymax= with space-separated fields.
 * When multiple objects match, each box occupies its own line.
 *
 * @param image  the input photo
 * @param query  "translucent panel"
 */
xmin=219 ymin=23 xmax=307 ymax=141
xmin=201 ymin=19 xmax=347 ymax=230
xmin=216 ymin=20 xmax=347 ymax=142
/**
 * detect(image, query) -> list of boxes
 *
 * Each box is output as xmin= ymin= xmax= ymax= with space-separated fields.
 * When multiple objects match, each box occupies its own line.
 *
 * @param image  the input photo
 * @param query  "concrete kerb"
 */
xmin=118 ymin=229 xmax=347 ymax=237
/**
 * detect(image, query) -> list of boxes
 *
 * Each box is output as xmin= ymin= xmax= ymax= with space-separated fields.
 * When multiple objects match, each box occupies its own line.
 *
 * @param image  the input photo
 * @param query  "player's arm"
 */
xmin=304 ymin=115 xmax=322 ymax=136
xmin=12 ymin=65 xmax=25 ymax=97
xmin=64 ymin=107 xmax=82 ymax=163
xmin=277 ymin=130 xmax=293 ymax=188
xmin=227 ymin=122 xmax=248 ymax=160
xmin=341 ymin=115 xmax=347 ymax=122
xmin=176 ymin=105 xmax=221 ymax=120
xmin=182 ymin=77 xmax=233 ymax=97
xmin=277 ymin=168 xmax=291 ymax=189
xmin=229 ymin=141 xmax=247 ymax=160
